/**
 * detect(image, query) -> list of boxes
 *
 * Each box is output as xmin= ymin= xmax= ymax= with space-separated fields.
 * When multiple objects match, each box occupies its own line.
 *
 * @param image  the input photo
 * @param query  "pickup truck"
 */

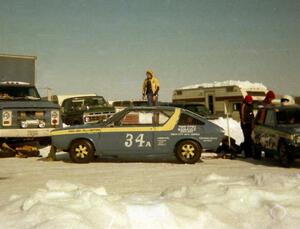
xmin=61 ymin=96 xmax=115 ymax=125
xmin=0 ymin=81 xmax=61 ymax=148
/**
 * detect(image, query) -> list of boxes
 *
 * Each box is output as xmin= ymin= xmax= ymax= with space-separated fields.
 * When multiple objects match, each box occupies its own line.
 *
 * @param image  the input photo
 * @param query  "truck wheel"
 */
xmin=279 ymin=142 xmax=293 ymax=167
xmin=175 ymin=140 xmax=201 ymax=164
xmin=69 ymin=139 xmax=94 ymax=163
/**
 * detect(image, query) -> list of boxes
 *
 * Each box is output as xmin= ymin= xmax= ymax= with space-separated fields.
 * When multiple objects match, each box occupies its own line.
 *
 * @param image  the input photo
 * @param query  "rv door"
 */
xmin=206 ymin=94 xmax=214 ymax=114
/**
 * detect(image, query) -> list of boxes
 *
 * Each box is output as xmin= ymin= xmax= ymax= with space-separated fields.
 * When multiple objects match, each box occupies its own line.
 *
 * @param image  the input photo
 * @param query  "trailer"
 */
xmin=0 ymin=54 xmax=36 ymax=84
xmin=172 ymin=81 xmax=268 ymax=120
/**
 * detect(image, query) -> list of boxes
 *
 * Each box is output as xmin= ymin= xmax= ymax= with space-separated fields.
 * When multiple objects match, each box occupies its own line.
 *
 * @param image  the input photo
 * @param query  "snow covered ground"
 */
xmin=0 ymin=119 xmax=299 ymax=229
xmin=0 ymin=148 xmax=300 ymax=229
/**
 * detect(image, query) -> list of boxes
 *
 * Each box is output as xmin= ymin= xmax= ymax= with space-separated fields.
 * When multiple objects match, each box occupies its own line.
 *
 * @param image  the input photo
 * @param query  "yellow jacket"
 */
xmin=142 ymin=76 xmax=160 ymax=95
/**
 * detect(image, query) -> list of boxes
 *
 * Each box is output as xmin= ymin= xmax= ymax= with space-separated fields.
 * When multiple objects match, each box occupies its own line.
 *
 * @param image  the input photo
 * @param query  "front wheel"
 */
xmin=279 ymin=141 xmax=293 ymax=167
xmin=69 ymin=139 xmax=94 ymax=163
xmin=175 ymin=140 xmax=202 ymax=164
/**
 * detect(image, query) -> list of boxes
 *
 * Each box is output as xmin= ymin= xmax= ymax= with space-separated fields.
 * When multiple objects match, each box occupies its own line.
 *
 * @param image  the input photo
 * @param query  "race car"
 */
xmin=51 ymin=106 xmax=225 ymax=164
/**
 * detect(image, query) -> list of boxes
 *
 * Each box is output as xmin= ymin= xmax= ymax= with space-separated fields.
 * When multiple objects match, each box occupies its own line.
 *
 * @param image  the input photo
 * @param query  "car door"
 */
xmin=98 ymin=109 xmax=154 ymax=157
xmin=152 ymin=109 xmax=178 ymax=154
xmin=259 ymin=109 xmax=278 ymax=151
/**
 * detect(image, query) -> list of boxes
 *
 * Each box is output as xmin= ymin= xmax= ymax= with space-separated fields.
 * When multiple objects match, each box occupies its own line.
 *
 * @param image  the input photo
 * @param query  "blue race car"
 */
xmin=51 ymin=106 xmax=224 ymax=164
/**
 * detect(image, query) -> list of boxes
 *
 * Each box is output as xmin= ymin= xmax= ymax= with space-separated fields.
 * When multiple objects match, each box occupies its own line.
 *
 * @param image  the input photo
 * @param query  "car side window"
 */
xmin=115 ymin=110 xmax=173 ymax=126
xmin=264 ymin=110 xmax=276 ymax=126
xmin=178 ymin=113 xmax=204 ymax=125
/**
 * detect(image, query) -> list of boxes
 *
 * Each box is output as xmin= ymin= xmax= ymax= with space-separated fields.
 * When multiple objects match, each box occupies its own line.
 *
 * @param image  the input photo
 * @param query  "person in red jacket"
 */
xmin=240 ymin=95 xmax=254 ymax=158
xmin=263 ymin=90 xmax=276 ymax=106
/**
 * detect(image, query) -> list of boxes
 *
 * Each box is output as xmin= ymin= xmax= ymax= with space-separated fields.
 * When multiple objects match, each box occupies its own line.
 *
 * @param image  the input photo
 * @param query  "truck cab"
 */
xmin=0 ymin=81 xmax=61 ymax=146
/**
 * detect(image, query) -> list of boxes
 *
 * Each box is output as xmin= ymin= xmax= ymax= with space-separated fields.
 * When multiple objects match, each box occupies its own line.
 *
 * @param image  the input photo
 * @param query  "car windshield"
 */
xmin=0 ymin=86 xmax=40 ymax=100
xmin=63 ymin=97 xmax=107 ymax=112
xmin=113 ymin=101 xmax=132 ymax=107
xmin=84 ymin=97 xmax=106 ymax=108
xmin=277 ymin=109 xmax=300 ymax=125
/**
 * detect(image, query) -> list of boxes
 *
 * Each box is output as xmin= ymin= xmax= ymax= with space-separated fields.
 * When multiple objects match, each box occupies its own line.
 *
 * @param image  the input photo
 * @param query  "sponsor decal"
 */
xmin=171 ymin=125 xmax=200 ymax=136
xmin=156 ymin=137 xmax=170 ymax=146
xmin=178 ymin=125 xmax=196 ymax=133
xmin=199 ymin=136 xmax=217 ymax=142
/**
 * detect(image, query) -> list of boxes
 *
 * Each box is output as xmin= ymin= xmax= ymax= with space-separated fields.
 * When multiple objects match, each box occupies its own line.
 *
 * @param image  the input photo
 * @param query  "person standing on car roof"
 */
xmin=142 ymin=70 xmax=160 ymax=106
xmin=240 ymin=95 xmax=254 ymax=158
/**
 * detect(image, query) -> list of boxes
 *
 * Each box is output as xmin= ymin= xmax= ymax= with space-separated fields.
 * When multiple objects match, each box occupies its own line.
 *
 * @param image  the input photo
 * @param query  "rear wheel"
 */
xmin=69 ymin=139 xmax=94 ymax=163
xmin=279 ymin=141 xmax=293 ymax=167
xmin=175 ymin=140 xmax=202 ymax=164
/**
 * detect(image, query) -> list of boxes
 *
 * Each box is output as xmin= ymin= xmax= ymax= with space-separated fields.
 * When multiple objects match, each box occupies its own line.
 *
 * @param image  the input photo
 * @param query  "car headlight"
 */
xmin=83 ymin=115 xmax=90 ymax=123
xmin=51 ymin=110 xmax=60 ymax=126
xmin=2 ymin=110 xmax=12 ymax=126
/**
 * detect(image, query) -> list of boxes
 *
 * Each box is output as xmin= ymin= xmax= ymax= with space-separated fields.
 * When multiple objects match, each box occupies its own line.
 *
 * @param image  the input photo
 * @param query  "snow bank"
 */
xmin=180 ymin=80 xmax=267 ymax=91
xmin=1 ymin=174 xmax=300 ymax=229
xmin=210 ymin=117 xmax=243 ymax=145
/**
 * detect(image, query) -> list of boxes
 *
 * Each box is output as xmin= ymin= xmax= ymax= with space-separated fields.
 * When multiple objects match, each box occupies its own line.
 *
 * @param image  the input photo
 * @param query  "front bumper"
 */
xmin=0 ymin=128 xmax=56 ymax=138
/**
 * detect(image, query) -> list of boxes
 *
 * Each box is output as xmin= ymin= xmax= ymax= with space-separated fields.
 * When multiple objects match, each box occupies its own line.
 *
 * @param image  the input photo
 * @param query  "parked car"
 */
xmin=61 ymin=96 xmax=115 ymax=125
xmin=253 ymin=105 xmax=300 ymax=166
xmin=51 ymin=106 xmax=225 ymax=164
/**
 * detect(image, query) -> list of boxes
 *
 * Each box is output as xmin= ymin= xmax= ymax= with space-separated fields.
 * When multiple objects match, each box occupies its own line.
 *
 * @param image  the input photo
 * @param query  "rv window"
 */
xmin=246 ymin=91 xmax=266 ymax=97
xmin=226 ymin=87 xmax=234 ymax=92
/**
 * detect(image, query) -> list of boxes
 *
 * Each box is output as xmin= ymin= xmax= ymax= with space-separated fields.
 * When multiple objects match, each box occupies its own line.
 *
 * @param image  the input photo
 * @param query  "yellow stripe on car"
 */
xmin=51 ymin=108 xmax=180 ymax=136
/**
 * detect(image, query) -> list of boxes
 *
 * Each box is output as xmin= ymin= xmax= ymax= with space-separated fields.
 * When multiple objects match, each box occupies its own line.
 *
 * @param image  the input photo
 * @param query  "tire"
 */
xmin=69 ymin=139 xmax=94 ymax=163
xmin=278 ymin=141 xmax=293 ymax=167
xmin=175 ymin=140 xmax=202 ymax=164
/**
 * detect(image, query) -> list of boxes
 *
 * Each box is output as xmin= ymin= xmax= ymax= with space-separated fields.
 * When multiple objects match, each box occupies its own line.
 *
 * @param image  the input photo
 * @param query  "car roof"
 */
xmin=63 ymin=96 xmax=104 ymax=102
xmin=264 ymin=105 xmax=300 ymax=111
xmin=123 ymin=106 xmax=177 ymax=111
xmin=173 ymin=102 xmax=205 ymax=106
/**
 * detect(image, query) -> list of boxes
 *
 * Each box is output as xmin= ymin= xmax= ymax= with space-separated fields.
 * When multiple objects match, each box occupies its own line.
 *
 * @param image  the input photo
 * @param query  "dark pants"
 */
xmin=241 ymin=123 xmax=253 ymax=157
xmin=146 ymin=93 xmax=158 ymax=106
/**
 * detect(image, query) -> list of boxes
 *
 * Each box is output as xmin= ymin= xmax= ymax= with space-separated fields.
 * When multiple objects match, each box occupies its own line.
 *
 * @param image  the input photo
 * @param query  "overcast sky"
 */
xmin=1 ymin=0 xmax=299 ymax=101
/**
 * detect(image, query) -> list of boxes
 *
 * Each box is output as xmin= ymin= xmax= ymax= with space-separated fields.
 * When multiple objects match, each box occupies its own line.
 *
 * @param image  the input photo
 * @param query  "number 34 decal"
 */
xmin=125 ymin=133 xmax=152 ymax=148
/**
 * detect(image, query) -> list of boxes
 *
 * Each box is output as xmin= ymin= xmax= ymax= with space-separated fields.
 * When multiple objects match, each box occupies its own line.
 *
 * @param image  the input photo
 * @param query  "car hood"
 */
xmin=0 ymin=100 xmax=60 ymax=109
xmin=84 ymin=106 xmax=115 ymax=113
xmin=276 ymin=124 xmax=300 ymax=135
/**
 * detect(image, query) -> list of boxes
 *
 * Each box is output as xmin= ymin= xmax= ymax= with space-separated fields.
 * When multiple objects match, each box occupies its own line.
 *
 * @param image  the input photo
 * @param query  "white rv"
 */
xmin=172 ymin=81 xmax=268 ymax=120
